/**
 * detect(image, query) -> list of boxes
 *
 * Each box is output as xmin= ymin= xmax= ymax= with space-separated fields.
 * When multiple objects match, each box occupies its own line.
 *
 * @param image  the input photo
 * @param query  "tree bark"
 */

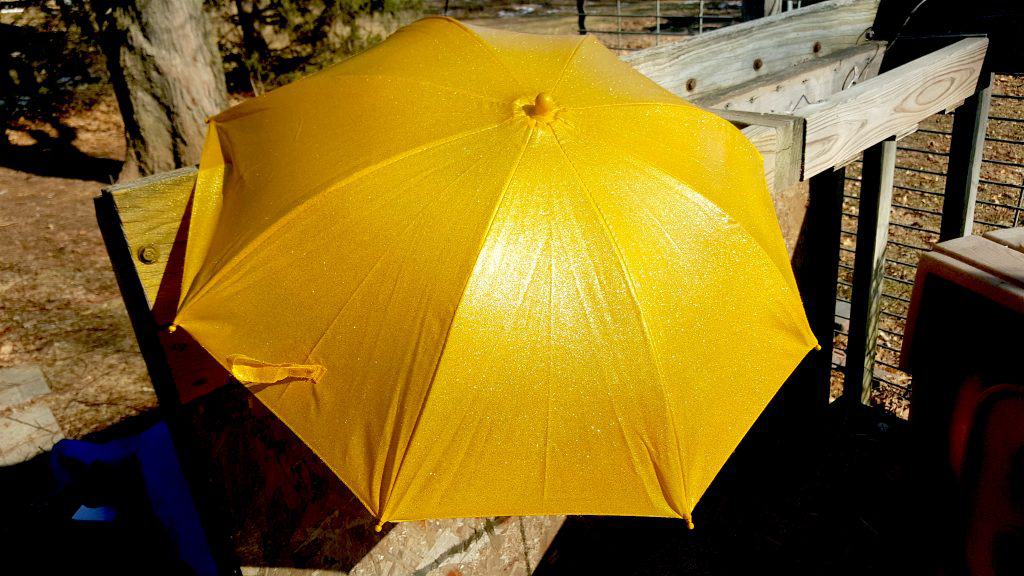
xmin=88 ymin=0 xmax=228 ymax=180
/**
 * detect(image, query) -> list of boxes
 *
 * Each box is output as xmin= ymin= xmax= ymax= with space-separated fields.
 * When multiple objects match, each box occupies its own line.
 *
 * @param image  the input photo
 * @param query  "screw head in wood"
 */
xmin=685 ymin=78 xmax=697 ymax=92
xmin=138 ymin=245 xmax=159 ymax=264
xmin=753 ymin=58 xmax=763 ymax=71
xmin=813 ymin=41 xmax=822 ymax=54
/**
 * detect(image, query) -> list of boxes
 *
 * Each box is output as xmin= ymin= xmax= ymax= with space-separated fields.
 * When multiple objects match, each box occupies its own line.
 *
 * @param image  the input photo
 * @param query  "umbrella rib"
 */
xmin=177 ymin=118 xmax=516 ymax=316
xmin=549 ymin=128 xmax=688 ymax=516
xmin=620 ymin=153 xmax=811 ymax=338
xmin=437 ymin=17 xmax=527 ymax=92
xmin=548 ymin=35 xmax=590 ymax=96
xmin=212 ymin=74 xmax=504 ymax=125
xmin=332 ymin=73 xmax=506 ymax=104
xmin=563 ymin=101 xmax=694 ymax=112
xmin=301 ymin=152 xmax=492 ymax=362
xmin=379 ymin=123 xmax=537 ymax=520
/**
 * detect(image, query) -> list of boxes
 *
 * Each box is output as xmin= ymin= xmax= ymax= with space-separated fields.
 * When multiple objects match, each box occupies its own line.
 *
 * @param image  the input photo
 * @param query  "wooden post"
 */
xmin=940 ymin=72 xmax=992 ymax=241
xmin=845 ymin=138 xmax=896 ymax=406
xmin=788 ymin=166 xmax=846 ymax=425
xmin=95 ymin=194 xmax=240 ymax=576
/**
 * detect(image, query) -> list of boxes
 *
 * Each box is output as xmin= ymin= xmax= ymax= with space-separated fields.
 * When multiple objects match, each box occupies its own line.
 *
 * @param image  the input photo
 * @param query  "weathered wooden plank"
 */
xmin=624 ymin=0 xmax=880 ymax=99
xmin=940 ymin=73 xmax=992 ymax=241
xmin=983 ymin=227 xmax=1024 ymax=253
xmin=797 ymin=37 xmax=988 ymax=179
xmin=844 ymin=138 xmax=896 ymax=406
xmin=717 ymin=109 xmax=805 ymax=195
xmin=95 ymin=190 xmax=241 ymax=575
xmin=698 ymin=43 xmax=885 ymax=113
xmin=932 ymin=234 xmax=1024 ymax=289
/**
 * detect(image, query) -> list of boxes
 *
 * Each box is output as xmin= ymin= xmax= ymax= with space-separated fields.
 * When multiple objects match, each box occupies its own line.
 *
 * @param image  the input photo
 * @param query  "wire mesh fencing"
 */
xmin=428 ymin=1 xmax=743 ymax=49
xmin=575 ymin=1 xmax=744 ymax=50
xmin=833 ymin=74 xmax=1024 ymax=418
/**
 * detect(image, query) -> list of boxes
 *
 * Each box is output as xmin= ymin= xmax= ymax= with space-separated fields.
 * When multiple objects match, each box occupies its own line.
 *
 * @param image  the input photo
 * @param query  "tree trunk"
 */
xmin=88 ymin=0 xmax=228 ymax=180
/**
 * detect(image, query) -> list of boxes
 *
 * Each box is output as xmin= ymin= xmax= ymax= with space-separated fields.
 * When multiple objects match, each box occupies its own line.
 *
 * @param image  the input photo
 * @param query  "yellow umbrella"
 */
xmin=174 ymin=17 xmax=817 ymax=530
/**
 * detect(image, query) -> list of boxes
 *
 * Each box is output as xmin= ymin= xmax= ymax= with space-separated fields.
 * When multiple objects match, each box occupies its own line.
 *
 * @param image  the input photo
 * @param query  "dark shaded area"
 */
xmin=0 ymin=122 xmax=122 ymax=182
xmin=906 ymin=275 xmax=1024 ymax=575
xmin=874 ymin=0 xmax=1024 ymax=74
xmin=0 ymin=18 xmax=103 ymax=131
xmin=0 ymin=18 xmax=120 ymax=182
xmin=535 ymin=403 xmax=915 ymax=576
xmin=0 ymin=411 xmax=189 ymax=575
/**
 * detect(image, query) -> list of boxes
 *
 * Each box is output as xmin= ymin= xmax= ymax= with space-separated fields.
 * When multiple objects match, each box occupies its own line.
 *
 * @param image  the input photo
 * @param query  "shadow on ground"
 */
xmin=0 ymin=410 xmax=188 ymax=575
xmin=535 ymin=402 xmax=917 ymax=576
xmin=0 ymin=397 xmax=919 ymax=574
xmin=0 ymin=121 xmax=122 ymax=183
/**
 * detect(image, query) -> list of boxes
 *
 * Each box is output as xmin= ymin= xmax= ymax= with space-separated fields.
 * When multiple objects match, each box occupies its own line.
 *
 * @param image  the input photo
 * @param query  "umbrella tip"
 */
xmin=813 ymin=342 xmax=822 ymax=351
xmin=374 ymin=522 xmax=384 ymax=533
xmin=166 ymin=323 xmax=178 ymax=334
xmin=532 ymin=92 xmax=557 ymax=117
xmin=686 ymin=517 xmax=695 ymax=530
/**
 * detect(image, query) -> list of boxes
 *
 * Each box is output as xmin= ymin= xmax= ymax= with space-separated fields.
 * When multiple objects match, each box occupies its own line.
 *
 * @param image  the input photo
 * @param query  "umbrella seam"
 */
xmin=616 ymin=150 xmax=814 ymax=344
xmin=378 ymin=122 xmax=537 ymax=521
xmin=176 ymin=118 xmax=517 ymax=318
xmin=549 ymin=128 xmax=690 ymax=518
xmin=562 ymin=103 xmax=810 ymax=340
xmin=562 ymin=101 xmax=695 ymax=112
xmin=544 ymin=165 xmax=554 ymax=503
xmin=299 ymin=153 xmax=492 ymax=363
xmin=331 ymin=73 xmax=506 ymax=104
xmin=548 ymin=35 xmax=590 ymax=96
xmin=211 ymin=71 xmax=504 ymax=124
xmin=224 ymin=367 xmax=382 ymax=518
xmin=434 ymin=17 xmax=527 ymax=92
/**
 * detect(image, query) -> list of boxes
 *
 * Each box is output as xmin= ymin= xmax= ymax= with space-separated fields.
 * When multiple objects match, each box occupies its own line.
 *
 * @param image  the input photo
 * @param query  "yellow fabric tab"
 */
xmin=227 ymin=354 xmax=326 ymax=385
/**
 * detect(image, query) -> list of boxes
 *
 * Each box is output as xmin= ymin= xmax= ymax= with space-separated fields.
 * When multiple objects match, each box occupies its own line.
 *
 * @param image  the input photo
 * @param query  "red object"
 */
xmin=960 ymin=385 xmax=1024 ymax=576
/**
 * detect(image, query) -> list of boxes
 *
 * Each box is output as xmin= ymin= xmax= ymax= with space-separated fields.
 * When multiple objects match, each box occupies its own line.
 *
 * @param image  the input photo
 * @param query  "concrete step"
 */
xmin=0 ymin=365 xmax=64 ymax=465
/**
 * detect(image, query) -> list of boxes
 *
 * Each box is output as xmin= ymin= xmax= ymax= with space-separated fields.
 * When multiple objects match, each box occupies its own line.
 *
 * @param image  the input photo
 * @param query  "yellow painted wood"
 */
xmin=106 ymin=166 xmax=197 ymax=307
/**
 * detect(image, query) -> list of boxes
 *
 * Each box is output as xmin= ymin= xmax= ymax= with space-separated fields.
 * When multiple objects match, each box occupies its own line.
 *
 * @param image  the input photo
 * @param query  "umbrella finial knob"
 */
xmin=374 ymin=522 xmax=384 ymax=533
xmin=532 ymin=92 xmax=556 ymax=118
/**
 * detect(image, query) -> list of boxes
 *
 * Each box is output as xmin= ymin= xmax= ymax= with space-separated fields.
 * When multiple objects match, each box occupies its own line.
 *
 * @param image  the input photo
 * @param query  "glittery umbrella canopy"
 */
xmin=174 ymin=17 xmax=817 ymax=528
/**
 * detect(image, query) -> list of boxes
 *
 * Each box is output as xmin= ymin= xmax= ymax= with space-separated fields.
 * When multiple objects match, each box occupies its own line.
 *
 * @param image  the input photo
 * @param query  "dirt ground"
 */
xmin=0 ymin=97 xmax=156 ymax=439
